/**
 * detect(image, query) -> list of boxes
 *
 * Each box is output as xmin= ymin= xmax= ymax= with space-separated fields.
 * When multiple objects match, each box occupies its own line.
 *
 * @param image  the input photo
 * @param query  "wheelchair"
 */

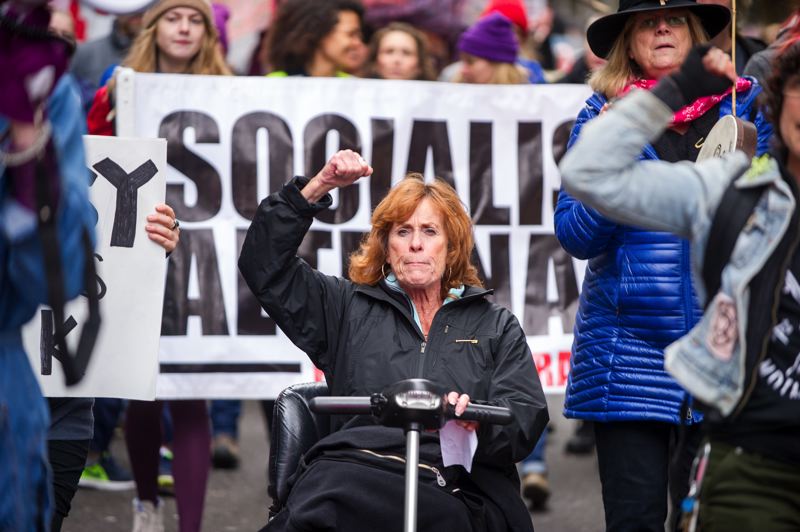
xmin=267 ymin=381 xmax=330 ymax=519
xmin=266 ymin=379 xmax=512 ymax=531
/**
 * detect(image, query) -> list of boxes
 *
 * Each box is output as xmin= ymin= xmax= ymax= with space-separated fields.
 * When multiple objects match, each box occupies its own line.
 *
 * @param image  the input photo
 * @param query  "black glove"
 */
xmin=651 ymin=44 xmax=734 ymax=112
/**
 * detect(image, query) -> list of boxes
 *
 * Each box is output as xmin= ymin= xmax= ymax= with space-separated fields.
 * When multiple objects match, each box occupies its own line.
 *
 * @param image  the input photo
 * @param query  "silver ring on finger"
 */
xmin=171 ymin=219 xmax=180 ymax=231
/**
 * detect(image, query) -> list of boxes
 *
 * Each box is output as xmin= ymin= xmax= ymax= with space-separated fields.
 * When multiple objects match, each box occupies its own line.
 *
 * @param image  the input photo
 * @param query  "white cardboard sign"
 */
xmin=23 ymin=135 xmax=167 ymax=400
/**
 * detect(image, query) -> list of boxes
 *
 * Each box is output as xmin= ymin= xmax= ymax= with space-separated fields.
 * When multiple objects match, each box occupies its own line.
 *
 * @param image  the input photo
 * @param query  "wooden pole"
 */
xmin=731 ymin=0 xmax=737 ymax=116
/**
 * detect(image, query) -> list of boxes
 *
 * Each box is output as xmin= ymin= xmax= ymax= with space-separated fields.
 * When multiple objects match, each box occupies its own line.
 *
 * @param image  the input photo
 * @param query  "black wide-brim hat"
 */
xmin=587 ymin=0 xmax=731 ymax=58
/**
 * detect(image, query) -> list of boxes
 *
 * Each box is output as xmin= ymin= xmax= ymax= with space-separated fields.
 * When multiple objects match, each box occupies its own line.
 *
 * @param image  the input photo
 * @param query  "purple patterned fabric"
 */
xmin=363 ymin=0 xmax=467 ymax=41
xmin=212 ymin=2 xmax=229 ymax=53
xmin=0 ymin=3 xmax=70 ymax=123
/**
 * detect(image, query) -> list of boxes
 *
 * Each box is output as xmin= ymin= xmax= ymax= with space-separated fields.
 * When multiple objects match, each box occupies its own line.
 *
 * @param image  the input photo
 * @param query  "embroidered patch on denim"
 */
xmin=706 ymin=292 xmax=737 ymax=362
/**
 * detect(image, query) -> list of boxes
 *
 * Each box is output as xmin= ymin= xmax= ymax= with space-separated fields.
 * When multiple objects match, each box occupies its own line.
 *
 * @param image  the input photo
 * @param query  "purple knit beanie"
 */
xmin=458 ymin=12 xmax=518 ymax=64
xmin=212 ymin=3 xmax=230 ymax=53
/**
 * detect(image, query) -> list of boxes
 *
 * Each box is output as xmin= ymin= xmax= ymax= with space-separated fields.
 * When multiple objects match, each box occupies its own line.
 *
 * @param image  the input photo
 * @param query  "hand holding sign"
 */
xmin=146 ymin=203 xmax=180 ymax=254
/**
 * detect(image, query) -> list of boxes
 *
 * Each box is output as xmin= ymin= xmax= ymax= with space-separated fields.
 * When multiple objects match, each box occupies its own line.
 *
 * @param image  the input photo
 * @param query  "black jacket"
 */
xmin=240 ymin=177 xmax=548 ymax=529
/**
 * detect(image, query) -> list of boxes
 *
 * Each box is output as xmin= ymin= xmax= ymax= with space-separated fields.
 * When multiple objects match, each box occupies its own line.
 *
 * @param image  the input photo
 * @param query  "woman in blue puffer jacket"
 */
xmin=554 ymin=2 xmax=771 ymax=531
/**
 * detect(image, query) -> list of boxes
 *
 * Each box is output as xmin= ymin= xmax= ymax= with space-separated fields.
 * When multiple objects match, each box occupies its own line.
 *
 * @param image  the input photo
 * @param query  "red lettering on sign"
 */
xmin=532 ymin=353 xmax=552 ymax=387
xmin=558 ymin=351 xmax=572 ymax=387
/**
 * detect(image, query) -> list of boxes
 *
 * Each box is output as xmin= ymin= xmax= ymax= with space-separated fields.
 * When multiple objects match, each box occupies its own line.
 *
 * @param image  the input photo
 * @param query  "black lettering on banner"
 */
xmin=159 ymin=111 xmax=223 ymax=222
xmin=518 ymin=122 xmax=543 ymax=225
xmin=236 ymin=229 xmax=276 ymax=335
xmin=93 ymin=157 xmax=158 ymax=248
xmin=231 ymin=112 xmax=294 ymax=221
xmin=551 ymin=120 xmax=575 ymax=166
xmin=161 ymin=229 xmax=229 ymax=335
xmin=370 ymin=118 xmax=394 ymax=211
xmin=297 ymin=230 xmax=333 ymax=270
xmin=40 ymin=309 xmax=77 ymax=375
xmin=160 ymin=362 xmax=301 ymax=373
xmin=340 ymin=230 xmax=367 ymax=280
xmin=471 ymin=234 xmax=511 ymax=310
xmin=405 ymin=120 xmax=455 ymax=187
xmin=304 ymin=114 xmax=362 ymax=224
xmin=551 ymin=119 xmax=576 ymax=210
xmin=523 ymin=234 xmax=579 ymax=335
xmin=86 ymin=253 xmax=107 ymax=300
xmin=469 ymin=122 xmax=509 ymax=225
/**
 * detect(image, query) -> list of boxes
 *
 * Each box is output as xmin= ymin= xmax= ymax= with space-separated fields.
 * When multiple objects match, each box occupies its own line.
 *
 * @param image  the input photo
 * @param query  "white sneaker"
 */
xmin=132 ymin=498 xmax=165 ymax=532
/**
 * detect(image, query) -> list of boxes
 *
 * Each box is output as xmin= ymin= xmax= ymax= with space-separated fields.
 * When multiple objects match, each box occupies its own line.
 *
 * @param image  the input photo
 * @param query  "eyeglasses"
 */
xmin=636 ymin=14 xmax=689 ymax=30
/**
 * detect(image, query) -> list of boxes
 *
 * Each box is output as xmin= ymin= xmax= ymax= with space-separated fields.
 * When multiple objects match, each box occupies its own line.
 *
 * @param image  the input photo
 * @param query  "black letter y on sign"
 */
xmin=93 ymin=157 xmax=158 ymax=248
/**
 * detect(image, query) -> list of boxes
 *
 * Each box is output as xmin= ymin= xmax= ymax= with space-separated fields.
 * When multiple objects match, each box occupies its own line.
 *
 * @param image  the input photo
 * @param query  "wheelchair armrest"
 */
xmin=268 ymin=382 xmax=331 ymax=514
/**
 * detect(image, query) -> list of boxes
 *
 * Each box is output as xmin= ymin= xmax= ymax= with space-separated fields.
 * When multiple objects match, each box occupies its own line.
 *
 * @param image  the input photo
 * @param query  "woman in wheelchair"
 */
xmin=239 ymin=150 xmax=548 ymax=531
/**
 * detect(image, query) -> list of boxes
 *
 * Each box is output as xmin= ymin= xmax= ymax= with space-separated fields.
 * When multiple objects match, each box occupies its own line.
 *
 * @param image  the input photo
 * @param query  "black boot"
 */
xmin=564 ymin=421 xmax=595 ymax=455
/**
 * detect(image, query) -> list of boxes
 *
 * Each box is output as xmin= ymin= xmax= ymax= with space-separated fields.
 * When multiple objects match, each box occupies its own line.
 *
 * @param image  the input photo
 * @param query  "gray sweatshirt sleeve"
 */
xmin=743 ymin=48 xmax=775 ymax=88
xmin=558 ymin=89 xmax=751 ymax=240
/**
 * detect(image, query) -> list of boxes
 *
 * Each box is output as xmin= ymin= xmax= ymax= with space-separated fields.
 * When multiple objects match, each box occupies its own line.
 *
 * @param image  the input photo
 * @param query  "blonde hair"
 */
xmin=589 ymin=12 xmax=708 ymax=98
xmin=490 ymin=62 xmax=529 ymax=84
xmin=123 ymin=21 xmax=231 ymax=75
xmin=107 ymin=8 xmax=230 ymax=96
xmin=348 ymin=174 xmax=483 ymax=298
xmin=455 ymin=61 xmax=529 ymax=85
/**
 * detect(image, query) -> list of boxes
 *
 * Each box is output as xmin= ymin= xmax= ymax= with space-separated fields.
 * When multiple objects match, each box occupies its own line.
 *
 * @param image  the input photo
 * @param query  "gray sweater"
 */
xmin=69 ymin=22 xmax=133 ymax=89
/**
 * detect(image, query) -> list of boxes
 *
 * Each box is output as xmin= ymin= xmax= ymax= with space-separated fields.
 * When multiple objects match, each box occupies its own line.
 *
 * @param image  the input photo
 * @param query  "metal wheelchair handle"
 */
xmin=308 ymin=396 xmax=373 ymax=415
xmin=309 ymin=395 xmax=513 ymax=426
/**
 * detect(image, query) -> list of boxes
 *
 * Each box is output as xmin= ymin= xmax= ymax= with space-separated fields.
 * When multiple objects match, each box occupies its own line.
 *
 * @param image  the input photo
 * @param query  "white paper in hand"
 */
xmin=439 ymin=420 xmax=478 ymax=472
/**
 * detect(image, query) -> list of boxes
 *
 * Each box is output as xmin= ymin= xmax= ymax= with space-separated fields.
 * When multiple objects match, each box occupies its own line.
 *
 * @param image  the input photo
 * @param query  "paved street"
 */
xmin=65 ymin=395 xmax=604 ymax=532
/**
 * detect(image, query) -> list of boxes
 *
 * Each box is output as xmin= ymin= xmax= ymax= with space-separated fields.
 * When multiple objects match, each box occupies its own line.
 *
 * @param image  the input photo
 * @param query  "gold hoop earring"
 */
xmin=382 ymin=263 xmax=390 ymax=279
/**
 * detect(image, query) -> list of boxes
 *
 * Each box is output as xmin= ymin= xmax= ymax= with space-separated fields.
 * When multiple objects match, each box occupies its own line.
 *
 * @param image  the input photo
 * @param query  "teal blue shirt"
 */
xmin=383 ymin=272 xmax=464 ymax=332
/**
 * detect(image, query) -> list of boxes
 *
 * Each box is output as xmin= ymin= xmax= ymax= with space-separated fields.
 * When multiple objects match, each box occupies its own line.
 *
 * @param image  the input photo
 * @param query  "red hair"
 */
xmin=348 ymin=174 xmax=482 ymax=297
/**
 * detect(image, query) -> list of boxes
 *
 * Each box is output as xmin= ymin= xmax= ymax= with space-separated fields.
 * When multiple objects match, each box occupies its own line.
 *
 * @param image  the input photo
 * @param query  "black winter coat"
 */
xmin=239 ymin=177 xmax=549 ymax=530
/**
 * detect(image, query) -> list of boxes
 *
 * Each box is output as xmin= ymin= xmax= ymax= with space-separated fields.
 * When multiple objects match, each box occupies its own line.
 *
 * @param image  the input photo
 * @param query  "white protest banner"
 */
xmin=23 ymin=135 xmax=167 ymax=400
xmin=115 ymin=70 xmax=591 ymax=398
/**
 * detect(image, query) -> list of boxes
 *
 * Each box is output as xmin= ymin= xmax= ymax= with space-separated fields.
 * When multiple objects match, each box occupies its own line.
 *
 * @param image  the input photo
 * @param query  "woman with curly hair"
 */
xmin=266 ymin=0 xmax=365 ymax=77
